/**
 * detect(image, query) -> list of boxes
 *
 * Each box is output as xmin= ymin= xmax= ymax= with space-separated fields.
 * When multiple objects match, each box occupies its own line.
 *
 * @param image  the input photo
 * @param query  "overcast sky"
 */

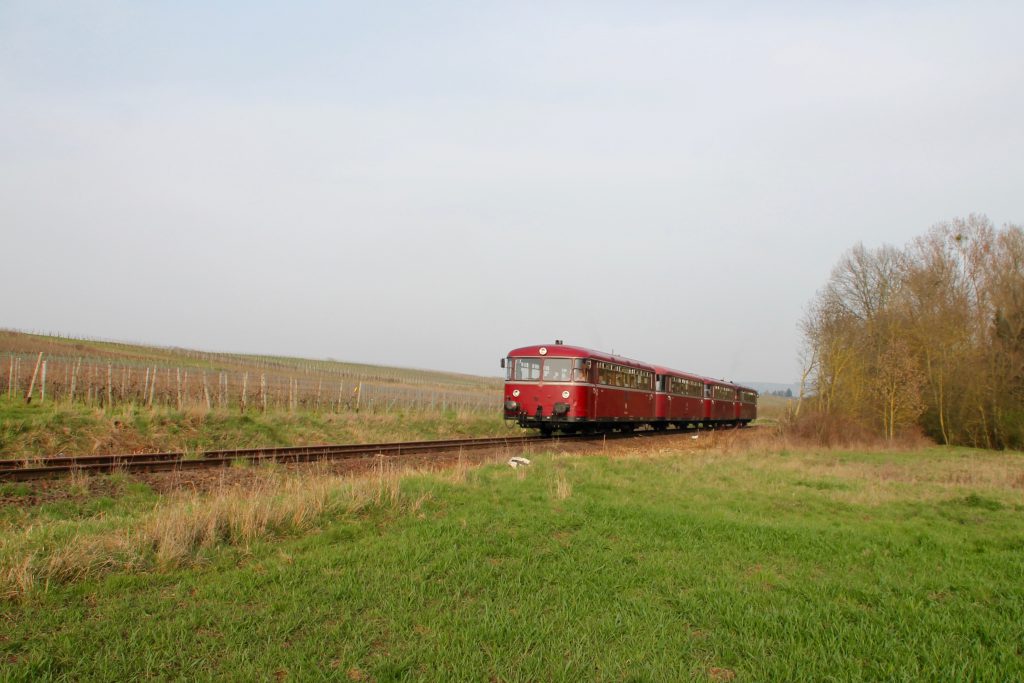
xmin=2 ymin=2 xmax=1021 ymax=383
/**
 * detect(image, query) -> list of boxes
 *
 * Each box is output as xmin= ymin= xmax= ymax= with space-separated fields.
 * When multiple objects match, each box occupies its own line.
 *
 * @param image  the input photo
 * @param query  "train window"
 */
xmin=513 ymin=358 xmax=542 ymax=381
xmin=572 ymin=359 xmax=590 ymax=383
xmin=712 ymin=386 xmax=737 ymax=401
xmin=543 ymin=358 xmax=572 ymax=382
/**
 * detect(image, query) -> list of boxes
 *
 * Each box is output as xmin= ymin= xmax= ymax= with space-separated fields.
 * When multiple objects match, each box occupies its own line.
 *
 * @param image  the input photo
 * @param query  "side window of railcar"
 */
xmin=573 ymin=359 xmax=590 ymax=383
xmin=513 ymin=358 xmax=542 ymax=381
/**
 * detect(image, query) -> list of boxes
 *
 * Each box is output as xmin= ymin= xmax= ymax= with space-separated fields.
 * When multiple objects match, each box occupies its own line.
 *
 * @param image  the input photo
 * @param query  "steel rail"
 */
xmin=0 ymin=433 xmax=583 ymax=481
xmin=0 ymin=426 xmax=747 ymax=482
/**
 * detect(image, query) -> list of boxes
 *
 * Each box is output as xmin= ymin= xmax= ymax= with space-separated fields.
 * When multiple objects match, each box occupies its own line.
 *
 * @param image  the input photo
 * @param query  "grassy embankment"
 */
xmin=0 ymin=396 xmax=519 ymax=458
xmin=1 ymin=330 xmax=505 ymax=456
xmin=2 ymin=435 xmax=1022 ymax=680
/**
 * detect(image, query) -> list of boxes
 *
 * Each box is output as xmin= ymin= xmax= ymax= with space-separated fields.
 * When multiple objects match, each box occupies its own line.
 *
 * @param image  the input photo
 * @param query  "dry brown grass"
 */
xmin=553 ymin=471 xmax=573 ymax=500
xmin=601 ymin=427 xmax=1024 ymax=507
xmin=0 ymin=468 xmax=407 ymax=599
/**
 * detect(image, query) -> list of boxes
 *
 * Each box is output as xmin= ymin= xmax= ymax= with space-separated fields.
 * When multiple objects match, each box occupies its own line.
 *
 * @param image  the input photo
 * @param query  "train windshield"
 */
xmin=513 ymin=358 xmax=542 ymax=381
xmin=511 ymin=357 xmax=574 ymax=382
xmin=542 ymin=358 xmax=572 ymax=382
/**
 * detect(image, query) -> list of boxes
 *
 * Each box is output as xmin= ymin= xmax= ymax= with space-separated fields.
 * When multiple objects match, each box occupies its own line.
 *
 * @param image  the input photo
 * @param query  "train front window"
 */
xmin=542 ymin=358 xmax=572 ymax=382
xmin=513 ymin=358 xmax=542 ymax=381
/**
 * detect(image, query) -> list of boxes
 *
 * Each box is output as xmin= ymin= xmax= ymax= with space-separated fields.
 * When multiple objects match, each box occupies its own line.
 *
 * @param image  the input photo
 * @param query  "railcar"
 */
xmin=736 ymin=388 xmax=758 ymax=424
xmin=704 ymin=380 xmax=740 ymax=425
xmin=653 ymin=366 xmax=706 ymax=428
xmin=502 ymin=342 xmax=657 ymax=434
xmin=503 ymin=342 xmax=758 ymax=433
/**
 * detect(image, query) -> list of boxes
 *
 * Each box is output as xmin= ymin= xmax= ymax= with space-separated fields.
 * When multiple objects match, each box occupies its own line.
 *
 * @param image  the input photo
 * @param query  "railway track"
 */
xmin=0 ymin=429 xmax=707 ymax=482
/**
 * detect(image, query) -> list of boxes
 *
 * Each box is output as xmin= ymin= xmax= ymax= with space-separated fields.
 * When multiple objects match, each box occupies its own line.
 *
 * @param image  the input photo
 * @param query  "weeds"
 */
xmin=0 ymin=469 xmax=408 ymax=599
xmin=553 ymin=471 xmax=573 ymax=500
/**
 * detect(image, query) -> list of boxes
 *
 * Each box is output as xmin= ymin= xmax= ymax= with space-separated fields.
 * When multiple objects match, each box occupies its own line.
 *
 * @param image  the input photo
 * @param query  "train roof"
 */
xmin=651 ymin=365 xmax=703 ymax=381
xmin=506 ymin=343 xmax=656 ymax=371
xmin=652 ymin=365 xmax=758 ymax=394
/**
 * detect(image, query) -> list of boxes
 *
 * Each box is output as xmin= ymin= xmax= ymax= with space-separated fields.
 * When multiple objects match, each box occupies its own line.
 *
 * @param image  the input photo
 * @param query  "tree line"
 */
xmin=799 ymin=215 xmax=1023 ymax=449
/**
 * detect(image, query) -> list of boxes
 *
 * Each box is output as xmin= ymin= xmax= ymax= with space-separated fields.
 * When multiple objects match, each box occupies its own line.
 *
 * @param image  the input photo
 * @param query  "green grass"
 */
xmin=2 ymin=445 xmax=1023 ymax=680
xmin=0 ymin=397 xmax=522 ymax=458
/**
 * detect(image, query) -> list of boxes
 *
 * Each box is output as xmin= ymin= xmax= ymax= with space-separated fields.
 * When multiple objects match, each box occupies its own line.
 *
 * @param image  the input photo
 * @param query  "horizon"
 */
xmin=2 ymin=328 xmax=798 ymax=390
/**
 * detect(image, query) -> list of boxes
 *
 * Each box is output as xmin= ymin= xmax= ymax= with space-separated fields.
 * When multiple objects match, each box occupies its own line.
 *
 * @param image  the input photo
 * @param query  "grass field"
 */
xmin=0 ymin=396 xmax=521 ymax=458
xmin=2 ymin=437 xmax=1022 ymax=680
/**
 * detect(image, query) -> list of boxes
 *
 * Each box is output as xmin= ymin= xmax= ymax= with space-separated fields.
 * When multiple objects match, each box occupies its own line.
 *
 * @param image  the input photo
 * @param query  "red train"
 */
xmin=502 ymin=341 xmax=757 ymax=434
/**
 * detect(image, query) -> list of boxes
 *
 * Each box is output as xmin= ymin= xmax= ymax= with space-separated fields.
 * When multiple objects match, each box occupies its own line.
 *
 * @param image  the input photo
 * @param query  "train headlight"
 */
xmin=512 ymin=389 xmax=520 ymax=397
xmin=504 ymin=400 xmax=519 ymax=411
xmin=561 ymin=390 xmax=570 ymax=399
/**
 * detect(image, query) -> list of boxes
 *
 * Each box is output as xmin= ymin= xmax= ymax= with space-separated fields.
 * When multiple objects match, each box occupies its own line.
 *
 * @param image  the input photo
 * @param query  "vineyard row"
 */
xmin=4 ymin=353 xmax=501 ymax=414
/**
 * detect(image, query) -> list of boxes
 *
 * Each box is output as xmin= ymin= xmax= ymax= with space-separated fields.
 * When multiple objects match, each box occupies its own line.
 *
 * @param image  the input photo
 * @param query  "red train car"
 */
xmin=653 ymin=366 xmax=705 ymax=428
xmin=504 ymin=342 xmax=758 ymax=433
xmin=502 ymin=342 xmax=656 ymax=434
xmin=736 ymin=387 xmax=758 ymax=423
xmin=704 ymin=379 xmax=738 ymax=424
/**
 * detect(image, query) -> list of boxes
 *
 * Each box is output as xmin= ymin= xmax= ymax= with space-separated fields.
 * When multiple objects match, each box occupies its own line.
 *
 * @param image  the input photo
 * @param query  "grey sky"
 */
xmin=2 ymin=2 xmax=1021 ymax=382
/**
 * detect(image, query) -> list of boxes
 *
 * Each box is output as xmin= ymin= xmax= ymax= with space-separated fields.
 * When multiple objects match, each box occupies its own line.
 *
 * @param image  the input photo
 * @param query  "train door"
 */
xmin=575 ymin=359 xmax=597 ymax=420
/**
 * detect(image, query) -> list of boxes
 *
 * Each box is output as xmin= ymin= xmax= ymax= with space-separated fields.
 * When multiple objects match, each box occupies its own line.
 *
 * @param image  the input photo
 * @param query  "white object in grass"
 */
xmin=508 ymin=457 xmax=531 ymax=468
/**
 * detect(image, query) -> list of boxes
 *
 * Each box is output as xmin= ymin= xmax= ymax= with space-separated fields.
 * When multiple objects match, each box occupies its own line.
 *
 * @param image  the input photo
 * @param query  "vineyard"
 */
xmin=1 ymin=330 xmax=502 ymax=415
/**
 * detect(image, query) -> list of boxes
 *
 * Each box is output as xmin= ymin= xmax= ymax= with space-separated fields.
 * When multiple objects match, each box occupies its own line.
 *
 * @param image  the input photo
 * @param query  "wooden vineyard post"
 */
xmin=24 ymin=352 xmax=42 ymax=404
xmin=260 ymin=373 xmax=267 ymax=412
xmin=316 ymin=378 xmax=322 ymax=412
xmin=148 ymin=367 xmax=156 ymax=407
xmin=182 ymin=370 xmax=189 ymax=409
xmin=202 ymin=372 xmax=211 ymax=411
xmin=355 ymin=382 xmax=362 ymax=412
xmin=143 ymin=368 xmax=150 ymax=406
xmin=175 ymin=368 xmax=182 ymax=410
xmin=337 ymin=381 xmax=344 ymax=413
xmin=7 ymin=354 xmax=13 ymax=399
xmin=70 ymin=359 xmax=81 ymax=403
xmin=107 ymin=364 xmax=113 ymax=408
xmin=241 ymin=372 xmax=249 ymax=413
xmin=40 ymin=360 xmax=47 ymax=403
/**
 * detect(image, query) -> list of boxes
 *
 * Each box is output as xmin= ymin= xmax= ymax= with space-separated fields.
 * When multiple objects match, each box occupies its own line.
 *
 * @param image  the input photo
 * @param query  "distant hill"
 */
xmin=739 ymin=381 xmax=800 ymax=396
